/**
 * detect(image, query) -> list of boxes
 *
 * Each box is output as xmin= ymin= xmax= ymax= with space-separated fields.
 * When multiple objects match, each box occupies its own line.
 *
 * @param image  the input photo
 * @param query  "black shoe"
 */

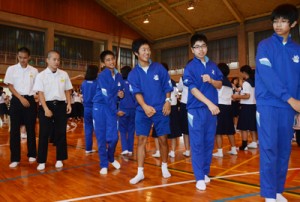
xmin=239 ymin=145 xmax=248 ymax=151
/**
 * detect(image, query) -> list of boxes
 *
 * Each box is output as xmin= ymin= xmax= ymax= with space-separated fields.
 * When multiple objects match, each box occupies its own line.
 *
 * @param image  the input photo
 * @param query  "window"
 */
xmin=54 ymin=35 xmax=94 ymax=61
xmin=254 ymin=27 xmax=300 ymax=53
xmin=161 ymin=45 xmax=188 ymax=69
xmin=0 ymin=24 xmax=44 ymax=56
xmin=120 ymin=47 xmax=132 ymax=67
xmin=112 ymin=46 xmax=118 ymax=59
xmin=207 ymin=36 xmax=238 ymax=64
xmin=54 ymin=35 xmax=100 ymax=69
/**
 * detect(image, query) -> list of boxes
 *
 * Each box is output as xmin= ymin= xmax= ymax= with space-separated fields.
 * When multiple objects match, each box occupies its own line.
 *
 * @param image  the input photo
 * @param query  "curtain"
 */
xmin=0 ymin=24 xmax=44 ymax=56
xmin=161 ymin=45 xmax=189 ymax=70
xmin=207 ymin=36 xmax=238 ymax=64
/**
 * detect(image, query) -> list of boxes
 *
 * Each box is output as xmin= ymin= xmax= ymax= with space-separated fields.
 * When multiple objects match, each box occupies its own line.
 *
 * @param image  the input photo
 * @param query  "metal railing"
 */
xmin=0 ymin=52 xmax=99 ymax=70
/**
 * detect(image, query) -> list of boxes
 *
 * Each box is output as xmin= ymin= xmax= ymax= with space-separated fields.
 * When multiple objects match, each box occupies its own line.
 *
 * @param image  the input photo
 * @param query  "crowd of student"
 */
xmin=2 ymin=3 xmax=300 ymax=202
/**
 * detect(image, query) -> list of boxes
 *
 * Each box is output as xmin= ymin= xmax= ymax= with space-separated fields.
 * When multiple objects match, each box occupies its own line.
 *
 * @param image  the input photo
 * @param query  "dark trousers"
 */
xmin=37 ymin=101 xmax=68 ymax=163
xmin=296 ymin=130 xmax=300 ymax=146
xmin=10 ymin=95 xmax=37 ymax=162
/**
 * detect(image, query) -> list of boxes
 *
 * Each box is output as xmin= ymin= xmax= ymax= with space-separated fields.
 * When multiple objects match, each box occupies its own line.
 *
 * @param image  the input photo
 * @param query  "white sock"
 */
xmin=137 ymin=167 xmax=144 ymax=175
xmin=161 ymin=162 xmax=171 ymax=178
xmin=217 ymin=148 xmax=223 ymax=155
xmin=276 ymin=193 xmax=287 ymax=202
xmin=231 ymin=146 xmax=236 ymax=151
xmin=196 ymin=180 xmax=206 ymax=190
xmin=130 ymin=167 xmax=144 ymax=184
xmin=100 ymin=168 xmax=108 ymax=175
xmin=204 ymin=175 xmax=210 ymax=183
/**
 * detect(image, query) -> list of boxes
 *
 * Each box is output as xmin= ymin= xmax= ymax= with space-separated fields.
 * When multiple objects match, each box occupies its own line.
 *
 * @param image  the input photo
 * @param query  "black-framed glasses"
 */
xmin=192 ymin=44 xmax=207 ymax=50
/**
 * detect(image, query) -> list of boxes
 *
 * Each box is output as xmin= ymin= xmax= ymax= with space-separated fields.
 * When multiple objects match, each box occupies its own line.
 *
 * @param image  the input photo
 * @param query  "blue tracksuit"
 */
xmin=256 ymin=33 xmax=300 ymax=198
xmin=128 ymin=61 xmax=173 ymax=136
xmin=81 ymin=79 xmax=97 ymax=151
xmin=93 ymin=68 xmax=124 ymax=168
xmin=183 ymin=56 xmax=223 ymax=181
xmin=119 ymin=79 xmax=136 ymax=152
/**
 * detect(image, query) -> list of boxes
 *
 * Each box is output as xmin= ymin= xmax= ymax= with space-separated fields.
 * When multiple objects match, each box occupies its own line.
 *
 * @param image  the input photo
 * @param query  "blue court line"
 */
xmin=213 ymin=186 xmax=300 ymax=201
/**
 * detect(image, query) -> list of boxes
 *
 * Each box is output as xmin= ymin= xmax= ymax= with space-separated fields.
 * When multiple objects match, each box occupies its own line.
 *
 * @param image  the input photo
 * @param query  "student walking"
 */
xmin=255 ymin=4 xmax=300 ymax=202
xmin=183 ymin=33 xmax=223 ymax=191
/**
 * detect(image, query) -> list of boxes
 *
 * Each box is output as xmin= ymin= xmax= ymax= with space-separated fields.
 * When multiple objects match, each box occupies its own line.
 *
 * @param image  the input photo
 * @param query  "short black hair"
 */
xmin=47 ymin=50 xmax=60 ymax=58
xmin=271 ymin=4 xmax=299 ymax=24
xmin=161 ymin=62 xmax=169 ymax=71
xmin=217 ymin=63 xmax=230 ymax=77
xmin=191 ymin=33 xmax=208 ymax=47
xmin=85 ymin=65 xmax=99 ymax=80
xmin=240 ymin=65 xmax=254 ymax=80
xmin=17 ymin=47 xmax=30 ymax=56
xmin=132 ymin=38 xmax=150 ymax=59
xmin=121 ymin=66 xmax=132 ymax=79
xmin=100 ymin=50 xmax=115 ymax=63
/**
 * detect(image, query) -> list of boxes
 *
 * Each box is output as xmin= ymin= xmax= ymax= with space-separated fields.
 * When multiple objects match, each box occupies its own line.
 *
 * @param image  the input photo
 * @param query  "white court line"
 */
xmin=57 ymin=168 xmax=300 ymax=202
xmin=0 ymin=143 xmax=9 ymax=147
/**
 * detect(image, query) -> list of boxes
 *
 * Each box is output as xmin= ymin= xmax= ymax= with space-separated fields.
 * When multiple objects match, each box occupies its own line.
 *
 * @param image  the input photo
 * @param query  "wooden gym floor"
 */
xmin=0 ymin=119 xmax=299 ymax=202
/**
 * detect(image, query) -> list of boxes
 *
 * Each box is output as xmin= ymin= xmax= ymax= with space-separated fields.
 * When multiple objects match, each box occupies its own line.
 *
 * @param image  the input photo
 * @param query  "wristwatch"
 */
xmin=165 ymin=98 xmax=172 ymax=103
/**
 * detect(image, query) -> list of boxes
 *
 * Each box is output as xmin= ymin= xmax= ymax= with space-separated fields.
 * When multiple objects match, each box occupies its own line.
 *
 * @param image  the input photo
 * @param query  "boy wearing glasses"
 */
xmin=183 ymin=33 xmax=223 ymax=190
xmin=256 ymin=4 xmax=300 ymax=202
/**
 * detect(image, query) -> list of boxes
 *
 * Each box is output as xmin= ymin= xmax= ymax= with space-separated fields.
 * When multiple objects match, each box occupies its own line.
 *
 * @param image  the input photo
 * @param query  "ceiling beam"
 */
xmin=157 ymin=0 xmax=194 ymax=34
xmin=95 ymin=0 xmax=153 ymax=42
xmin=222 ymin=0 xmax=244 ymax=23
xmin=117 ymin=0 xmax=191 ymax=16
xmin=118 ymin=17 xmax=154 ymax=42
xmin=117 ymin=1 xmax=155 ymax=16
xmin=95 ymin=0 xmax=117 ymax=15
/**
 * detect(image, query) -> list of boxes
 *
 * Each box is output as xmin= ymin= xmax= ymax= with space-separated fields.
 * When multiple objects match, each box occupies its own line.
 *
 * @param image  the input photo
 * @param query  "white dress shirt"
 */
xmin=218 ymin=86 xmax=233 ymax=105
xmin=4 ymin=63 xmax=38 ymax=96
xmin=33 ymin=68 xmax=73 ymax=101
xmin=240 ymin=81 xmax=256 ymax=104
xmin=177 ymin=77 xmax=188 ymax=104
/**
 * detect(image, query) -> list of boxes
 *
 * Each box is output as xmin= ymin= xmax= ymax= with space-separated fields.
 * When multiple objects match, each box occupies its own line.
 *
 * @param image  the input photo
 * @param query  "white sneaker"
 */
xmin=152 ymin=151 xmax=160 ymax=158
xmin=265 ymin=198 xmax=276 ymax=202
xmin=227 ymin=150 xmax=238 ymax=155
xmin=196 ymin=180 xmax=206 ymax=191
xmin=29 ymin=157 xmax=36 ymax=162
xmin=204 ymin=175 xmax=210 ymax=183
xmin=21 ymin=133 xmax=27 ymax=139
xmin=168 ymin=151 xmax=175 ymax=158
xmin=100 ymin=168 xmax=108 ymax=175
xmin=121 ymin=150 xmax=129 ymax=155
xmin=9 ymin=162 xmax=19 ymax=168
xmin=183 ymin=150 xmax=190 ymax=157
xmin=212 ymin=152 xmax=223 ymax=157
xmin=85 ymin=150 xmax=96 ymax=154
xmin=111 ymin=160 xmax=121 ymax=169
xmin=276 ymin=193 xmax=287 ymax=202
xmin=37 ymin=163 xmax=45 ymax=171
xmin=247 ymin=142 xmax=258 ymax=149
xmin=55 ymin=161 xmax=63 ymax=168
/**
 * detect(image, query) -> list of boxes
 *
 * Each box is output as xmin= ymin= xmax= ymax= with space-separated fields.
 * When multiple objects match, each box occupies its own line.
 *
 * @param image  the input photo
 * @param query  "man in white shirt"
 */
xmin=33 ymin=50 xmax=72 ymax=171
xmin=4 ymin=47 xmax=39 ymax=168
